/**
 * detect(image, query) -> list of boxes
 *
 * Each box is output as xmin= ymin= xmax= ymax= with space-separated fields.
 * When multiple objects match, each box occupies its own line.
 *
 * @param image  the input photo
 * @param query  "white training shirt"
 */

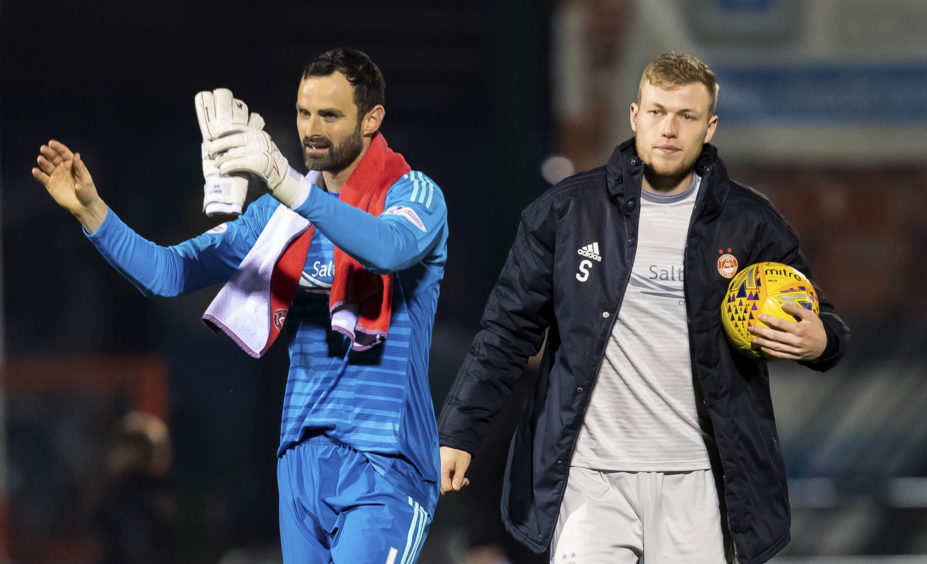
xmin=571 ymin=175 xmax=712 ymax=472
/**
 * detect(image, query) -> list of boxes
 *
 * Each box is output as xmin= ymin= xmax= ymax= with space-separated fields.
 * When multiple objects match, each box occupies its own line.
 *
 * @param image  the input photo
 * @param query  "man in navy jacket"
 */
xmin=438 ymin=53 xmax=849 ymax=563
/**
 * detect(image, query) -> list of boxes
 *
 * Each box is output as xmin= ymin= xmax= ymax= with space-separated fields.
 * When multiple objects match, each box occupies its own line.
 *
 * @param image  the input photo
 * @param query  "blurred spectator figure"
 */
xmin=94 ymin=411 xmax=175 ymax=564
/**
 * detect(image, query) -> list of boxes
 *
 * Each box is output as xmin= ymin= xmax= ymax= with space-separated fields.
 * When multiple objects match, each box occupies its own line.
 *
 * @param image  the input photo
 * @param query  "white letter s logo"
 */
xmin=576 ymin=259 xmax=592 ymax=282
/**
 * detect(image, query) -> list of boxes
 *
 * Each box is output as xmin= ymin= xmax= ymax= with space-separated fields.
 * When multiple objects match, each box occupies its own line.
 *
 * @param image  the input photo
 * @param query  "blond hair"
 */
xmin=639 ymin=53 xmax=719 ymax=115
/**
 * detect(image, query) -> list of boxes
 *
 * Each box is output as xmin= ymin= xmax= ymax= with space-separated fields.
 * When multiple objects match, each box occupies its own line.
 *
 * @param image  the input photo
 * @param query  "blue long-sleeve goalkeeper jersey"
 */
xmin=87 ymin=171 xmax=448 ymax=511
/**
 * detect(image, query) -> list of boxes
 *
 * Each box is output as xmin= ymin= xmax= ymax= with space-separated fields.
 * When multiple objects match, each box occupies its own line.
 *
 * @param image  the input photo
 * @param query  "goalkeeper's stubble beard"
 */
xmin=302 ymin=119 xmax=365 ymax=175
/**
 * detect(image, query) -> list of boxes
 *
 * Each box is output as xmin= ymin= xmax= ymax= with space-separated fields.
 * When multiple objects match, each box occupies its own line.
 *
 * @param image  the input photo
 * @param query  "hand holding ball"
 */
xmin=721 ymin=262 xmax=820 ymax=359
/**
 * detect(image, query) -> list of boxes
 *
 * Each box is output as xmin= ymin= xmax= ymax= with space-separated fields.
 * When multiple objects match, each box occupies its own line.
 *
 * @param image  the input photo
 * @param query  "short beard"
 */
xmin=640 ymin=149 xmax=699 ymax=192
xmin=643 ymin=164 xmax=691 ymax=192
xmin=302 ymin=121 xmax=365 ymax=174
xmin=647 ymin=160 xmax=693 ymax=180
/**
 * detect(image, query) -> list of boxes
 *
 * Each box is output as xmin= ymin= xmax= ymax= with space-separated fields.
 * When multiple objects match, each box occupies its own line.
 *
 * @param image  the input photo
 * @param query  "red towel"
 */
xmin=270 ymin=133 xmax=410 ymax=351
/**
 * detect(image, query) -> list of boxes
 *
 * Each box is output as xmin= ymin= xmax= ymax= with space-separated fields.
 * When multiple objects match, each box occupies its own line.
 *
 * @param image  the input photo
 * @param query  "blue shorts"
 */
xmin=277 ymin=436 xmax=432 ymax=563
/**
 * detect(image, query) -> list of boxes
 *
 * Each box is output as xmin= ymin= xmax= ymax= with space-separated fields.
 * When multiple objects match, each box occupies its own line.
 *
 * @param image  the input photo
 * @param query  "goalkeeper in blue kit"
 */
xmin=32 ymin=48 xmax=447 ymax=563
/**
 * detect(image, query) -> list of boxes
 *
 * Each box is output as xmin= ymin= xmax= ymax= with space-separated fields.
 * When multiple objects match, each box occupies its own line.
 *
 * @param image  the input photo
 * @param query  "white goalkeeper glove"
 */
xmin=200 ymin=141 xmax=249 ymax=216
xmin=206 ymin=128 xmax=308 ymax=209
xmin=194 ymin=88 xmax=266 ymax=216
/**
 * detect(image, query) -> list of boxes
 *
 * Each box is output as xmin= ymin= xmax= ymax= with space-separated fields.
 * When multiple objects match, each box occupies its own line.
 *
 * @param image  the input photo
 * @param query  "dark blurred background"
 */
xmin=2 ymin=0 xmax=926 ymax=563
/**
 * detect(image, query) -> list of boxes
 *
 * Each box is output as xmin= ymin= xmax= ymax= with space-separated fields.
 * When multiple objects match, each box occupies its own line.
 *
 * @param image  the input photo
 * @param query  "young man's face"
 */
xmin=630 ymin=80 xmax=718 ymax=187
xmin=296 ymin=71 xmax=365 ymax=174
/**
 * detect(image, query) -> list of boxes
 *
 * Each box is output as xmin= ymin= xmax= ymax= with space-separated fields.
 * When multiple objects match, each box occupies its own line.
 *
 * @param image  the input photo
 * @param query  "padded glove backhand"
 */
xmin=195 ymin=88 xmax=266 ymax=215
xmin=195 ymin=88 xmax=265 ymax=139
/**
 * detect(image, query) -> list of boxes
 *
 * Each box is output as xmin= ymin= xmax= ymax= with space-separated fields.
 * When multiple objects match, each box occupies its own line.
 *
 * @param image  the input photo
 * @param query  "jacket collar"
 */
xmin=605 ymin=137 xmax=729 ymax=219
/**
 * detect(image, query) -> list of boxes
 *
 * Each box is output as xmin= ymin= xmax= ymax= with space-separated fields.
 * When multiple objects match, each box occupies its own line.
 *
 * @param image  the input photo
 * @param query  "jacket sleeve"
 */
xmin=763 ymin=208 xmax=850 ymax=371
xmin=438 ymin=207 xmax=556 ymax=455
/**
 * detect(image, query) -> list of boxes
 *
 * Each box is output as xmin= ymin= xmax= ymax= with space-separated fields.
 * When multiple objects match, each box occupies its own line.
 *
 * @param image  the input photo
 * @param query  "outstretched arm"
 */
xmin=32 ymin=140 xmax=108 ymax=233
xmin=31 ymin=139 xmax=259 ymax=298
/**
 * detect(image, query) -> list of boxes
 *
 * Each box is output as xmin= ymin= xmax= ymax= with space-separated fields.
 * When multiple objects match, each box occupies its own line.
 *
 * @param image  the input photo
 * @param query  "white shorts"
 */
xmin=551 ymin=467 xmax=731 ymax=563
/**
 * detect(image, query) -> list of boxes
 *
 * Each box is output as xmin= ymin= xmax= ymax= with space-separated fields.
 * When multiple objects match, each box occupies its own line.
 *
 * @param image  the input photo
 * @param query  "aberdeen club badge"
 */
xmin=717 ymin=249 xmax=738 ymax=279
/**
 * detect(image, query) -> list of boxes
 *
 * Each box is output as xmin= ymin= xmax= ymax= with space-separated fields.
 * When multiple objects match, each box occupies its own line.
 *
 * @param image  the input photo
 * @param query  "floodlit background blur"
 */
xmin=2 ymin=0 xmax=926 ymax=562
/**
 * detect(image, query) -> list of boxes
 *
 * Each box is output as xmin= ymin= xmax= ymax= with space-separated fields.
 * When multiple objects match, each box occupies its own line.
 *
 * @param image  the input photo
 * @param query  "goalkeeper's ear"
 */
xmin=361 ymin=104 xmax=385 ymax=138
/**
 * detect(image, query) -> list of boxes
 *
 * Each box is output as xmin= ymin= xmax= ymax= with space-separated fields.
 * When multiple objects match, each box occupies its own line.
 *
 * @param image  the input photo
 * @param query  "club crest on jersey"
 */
xmin=717 ymin=248 xmax=738 ymax=279
xmin=273 ymin=308 xmax=287 ymax=330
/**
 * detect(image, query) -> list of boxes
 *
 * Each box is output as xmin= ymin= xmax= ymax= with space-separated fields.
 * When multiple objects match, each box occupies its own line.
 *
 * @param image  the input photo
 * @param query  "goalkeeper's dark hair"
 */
xmin=303 ymin=48 xmax=385 ymax=117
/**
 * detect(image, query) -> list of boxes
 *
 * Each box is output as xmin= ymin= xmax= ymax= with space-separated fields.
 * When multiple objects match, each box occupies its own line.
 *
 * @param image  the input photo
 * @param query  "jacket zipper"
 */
xmin=681 ymin=166 xmax=739 ymax=561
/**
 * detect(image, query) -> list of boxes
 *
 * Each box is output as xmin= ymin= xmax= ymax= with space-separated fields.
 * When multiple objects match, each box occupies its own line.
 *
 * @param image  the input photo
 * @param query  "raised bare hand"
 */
xmin=32 ymin=140 xmax=107 ymax=232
